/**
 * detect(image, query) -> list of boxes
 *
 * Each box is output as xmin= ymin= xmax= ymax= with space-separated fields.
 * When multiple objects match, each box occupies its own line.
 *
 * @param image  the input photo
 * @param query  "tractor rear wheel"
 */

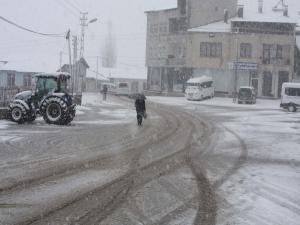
xmin=43 ymin=97 xmax=68 ymax=125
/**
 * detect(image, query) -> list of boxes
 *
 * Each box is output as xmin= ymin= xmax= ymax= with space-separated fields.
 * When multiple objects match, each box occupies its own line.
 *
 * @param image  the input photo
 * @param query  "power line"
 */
xmin=88 ymin=69 xmax=109 ymax=80
xmin=0 ymin=15 xmax=66 ymax=37
xmin=54 ymin=0 xmax=79 ymax=18
xmin=73 ymin=0 xmax=82 ymax=9
xmin=86 ymin=55 xmax=146 ymax=69
xmin=65 ymin=0 xmax=81 ymax=12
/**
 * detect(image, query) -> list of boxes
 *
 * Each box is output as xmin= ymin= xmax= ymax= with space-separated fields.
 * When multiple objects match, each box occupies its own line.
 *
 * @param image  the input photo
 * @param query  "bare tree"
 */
xmin=101 ymin=21 xmax=117 ymax=68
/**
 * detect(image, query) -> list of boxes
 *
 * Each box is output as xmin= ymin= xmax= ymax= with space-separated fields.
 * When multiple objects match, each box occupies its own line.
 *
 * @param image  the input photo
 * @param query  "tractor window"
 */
xmin=36 ymin=78 xmax=46 ymax=92
xmin=45 ymin=78 xmax=58 ymax=92
xmin=59 ymin=79 xmax=68 ymax=92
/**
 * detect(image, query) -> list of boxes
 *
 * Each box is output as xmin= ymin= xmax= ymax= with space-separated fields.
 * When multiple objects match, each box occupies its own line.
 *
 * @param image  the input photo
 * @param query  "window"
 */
xmin=36 ymin=78 xmax=58 ymax=92
xmin=45 ymin=78 xmax=58 ymax=91
xmin=263 ymin=44 xmax=290 ymax=65
xmin=150 ymin=24 xmax=158 ymax=34
xmin=285 ymin=88 xmax=300 ymax=96
xmin=7 ymin=73 xmax=15 ymax=87
xmin=200 ymin=42 xmax=222 ymax=57
xmin=23 ymin=74 xmax=32 ymax=87
xmin=240 ymin=43 xmax=252 ymax=58
xmin=169 ymin=17 xmax=187 ymax=33
xmin=201 ymin=81 xmax=213 ymax=88
xmin=276 ymin=45 xmax=283 ymax=59
xmin=119 ymin=83 xmax=128 ymax=88
xmin=263 ymin=44 xmax=272 ymax=64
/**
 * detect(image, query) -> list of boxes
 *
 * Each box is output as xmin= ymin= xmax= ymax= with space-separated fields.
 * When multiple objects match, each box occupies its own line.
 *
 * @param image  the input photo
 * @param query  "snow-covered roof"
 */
xmin=87 ymin=67 xmax=147 ymax=80
xmin=189 ymin=0 xmax=300 ymax=33
xmin=282 ymin=82 xmax=300 ymax=88
xmin=145 ymin=0 xmax=177 ymax=13
xmin=189 ymin=20 xmax=232 ymax=33
xmin=0 ymin=61 xmax=40 ymax=73
xmin=187 ymin=76 xmax=213 ymax=84
xmin=235 ymin=0 xmax=300 ymax=24
xmin=34 ymin=72 xmax=71 ymax=79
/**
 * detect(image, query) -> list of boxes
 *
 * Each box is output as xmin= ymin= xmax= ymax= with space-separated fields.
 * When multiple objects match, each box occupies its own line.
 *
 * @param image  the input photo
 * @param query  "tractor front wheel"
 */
xmin=9 ymin=104 xmax=27 ymax=124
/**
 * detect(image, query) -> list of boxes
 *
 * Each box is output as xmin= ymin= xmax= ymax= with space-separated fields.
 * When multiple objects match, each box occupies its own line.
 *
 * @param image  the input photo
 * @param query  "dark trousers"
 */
xmin=136 ymin=111 xmax=144 ymax=126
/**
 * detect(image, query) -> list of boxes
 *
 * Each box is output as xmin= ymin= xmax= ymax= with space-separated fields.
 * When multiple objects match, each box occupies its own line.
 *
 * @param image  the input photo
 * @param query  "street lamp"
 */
xmin=88 ymin=18 xmax=98 ymax=24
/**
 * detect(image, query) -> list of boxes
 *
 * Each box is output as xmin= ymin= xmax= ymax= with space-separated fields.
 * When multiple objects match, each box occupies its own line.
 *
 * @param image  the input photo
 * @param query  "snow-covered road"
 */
xmin=0 ymin=94 xmax=299 ymax=225
xmin=149 ymin=96 xmax=300 ymax=225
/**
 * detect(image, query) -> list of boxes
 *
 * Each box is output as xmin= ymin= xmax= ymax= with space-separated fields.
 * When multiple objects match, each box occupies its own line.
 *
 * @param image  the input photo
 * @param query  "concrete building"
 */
xmin=145 ymin=0 xmax=237 ymax=95
xmin=188 ymin=0 xmax=299 ymax=98
xmin=146 ymin=0 xmax=300 ymax=98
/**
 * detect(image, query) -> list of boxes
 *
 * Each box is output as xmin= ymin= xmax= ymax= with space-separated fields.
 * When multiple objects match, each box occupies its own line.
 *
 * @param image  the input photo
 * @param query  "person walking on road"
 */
xmin=135 ymin=94 xmax=146 ymax=126
xmin=102 ymin=84 xmax=108 ymax=101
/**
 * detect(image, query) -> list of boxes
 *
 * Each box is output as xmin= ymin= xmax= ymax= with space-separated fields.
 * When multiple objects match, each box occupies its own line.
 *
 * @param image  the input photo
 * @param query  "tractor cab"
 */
xmin=33 ymin=73 xmax=70 ymax=101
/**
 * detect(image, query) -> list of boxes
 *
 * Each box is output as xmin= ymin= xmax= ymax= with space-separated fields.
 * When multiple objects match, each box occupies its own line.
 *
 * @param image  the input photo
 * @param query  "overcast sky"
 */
xmin=0 ymin=0 xmax=176 ymax=72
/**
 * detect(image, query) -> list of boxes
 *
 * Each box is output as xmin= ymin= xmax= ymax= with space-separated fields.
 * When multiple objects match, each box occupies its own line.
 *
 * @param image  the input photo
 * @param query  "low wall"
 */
xmin=0 ymin=108 xmax=8 ymax=120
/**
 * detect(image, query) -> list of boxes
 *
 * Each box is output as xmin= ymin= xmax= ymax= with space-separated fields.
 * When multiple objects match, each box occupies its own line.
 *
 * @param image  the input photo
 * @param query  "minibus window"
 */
xmin=286 ymin=88 xmax=300 ymax=96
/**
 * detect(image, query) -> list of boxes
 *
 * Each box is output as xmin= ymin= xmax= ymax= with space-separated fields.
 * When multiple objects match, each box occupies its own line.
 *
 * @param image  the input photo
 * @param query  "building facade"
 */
xmin=145 ymin=0 xmax=237 ymax=95
xmin=146 ymin=0 xmax=300 ymax=98
xmin=0 ymin=70 xmax=35 ymax=106
xmin=187 ymin=3 xmax=298 ymax=98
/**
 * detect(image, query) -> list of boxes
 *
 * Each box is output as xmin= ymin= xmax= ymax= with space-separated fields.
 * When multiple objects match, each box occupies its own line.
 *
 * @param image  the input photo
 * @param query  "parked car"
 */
xmin=280 ymin=83 xmax=300 ymax=112
xmin=238 ymin=86 xmax=256 ymax=104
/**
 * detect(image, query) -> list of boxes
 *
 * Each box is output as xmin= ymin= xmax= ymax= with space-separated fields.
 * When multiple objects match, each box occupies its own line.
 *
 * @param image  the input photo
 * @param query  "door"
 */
xmin=131 ymin=81 xmax=139 ymax=94
xmin=278 ymin=71 xmax=289 ymax=97
xmin=252 ymin=79 xmax=258 ymax=92
xmin=262 ymin=72 xmax=273 ymax=97
xmin=167 ymin=69 xmax=174 ymax=92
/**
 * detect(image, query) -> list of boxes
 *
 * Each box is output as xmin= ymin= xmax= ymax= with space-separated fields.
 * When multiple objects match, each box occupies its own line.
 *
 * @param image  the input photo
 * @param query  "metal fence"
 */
xmin=0 ymin=87 xmax=20 ymax=107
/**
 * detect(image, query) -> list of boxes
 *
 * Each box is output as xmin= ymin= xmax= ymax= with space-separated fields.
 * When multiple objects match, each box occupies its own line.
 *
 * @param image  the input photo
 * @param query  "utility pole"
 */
xmin=72 ymin=36 xmax=78 ymax=93
xmin=59 ymin=51 xmax=63 ymax=72
xmin=96 ymin=56 xmax=99 ymax=91
xmin=79 ymin=12 xmax=88 ymax=58
xmin=233 ymin=37 xmax=239 ymax=103
xmin=66 ymin=30 xmax=73 ymax=95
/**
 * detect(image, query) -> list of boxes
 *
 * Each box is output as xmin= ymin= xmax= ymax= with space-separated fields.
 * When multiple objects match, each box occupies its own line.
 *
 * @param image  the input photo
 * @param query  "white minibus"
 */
xmin=185 ymin=76 xmax=214 ymax=101
xmin=116 ymin=82 xmax=130 ymax=96
xmin=280 ymin=83 xmax=300 ymax=112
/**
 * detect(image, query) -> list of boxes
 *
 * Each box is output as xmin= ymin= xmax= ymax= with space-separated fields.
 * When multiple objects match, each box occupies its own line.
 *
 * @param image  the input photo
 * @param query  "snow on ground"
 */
xmin=0 ymin=120 xmax=11 ymax=130
xmin=148 ymin=96 xmax=281 ymax=110
xmin=75 ymin=93 xmax=136 ymax=125
xmin=82 ymin=92 xmax=122 ymax=107
xmin=0 ymin=120 xmax=17 ymax=143
xmin=76 ymin=105 xmax=92 ymax=115
xmin=148 ymin=96 xmax=300 ymax=225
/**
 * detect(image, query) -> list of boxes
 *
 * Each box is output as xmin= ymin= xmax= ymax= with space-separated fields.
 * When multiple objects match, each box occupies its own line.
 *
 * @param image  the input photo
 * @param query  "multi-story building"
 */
xmin=187 ymin=0 xmax=299 ymax=98
xmin=146 ymin=0 xmax=300 ymax=98
xmin=145 ymin=0 xmax=237 ymax=95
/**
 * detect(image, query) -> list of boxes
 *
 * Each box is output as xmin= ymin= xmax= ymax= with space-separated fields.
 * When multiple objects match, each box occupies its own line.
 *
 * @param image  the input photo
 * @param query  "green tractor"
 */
xmin=8 ymin=73 xmax=76 ymax=125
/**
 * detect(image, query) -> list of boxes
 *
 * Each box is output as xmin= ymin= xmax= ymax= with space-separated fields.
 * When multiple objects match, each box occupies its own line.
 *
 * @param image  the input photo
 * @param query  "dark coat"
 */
xmin=135 ymin=99 xmax=146 ymax=113
xmin=103 ymin=85 xmax=108 ymax=93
